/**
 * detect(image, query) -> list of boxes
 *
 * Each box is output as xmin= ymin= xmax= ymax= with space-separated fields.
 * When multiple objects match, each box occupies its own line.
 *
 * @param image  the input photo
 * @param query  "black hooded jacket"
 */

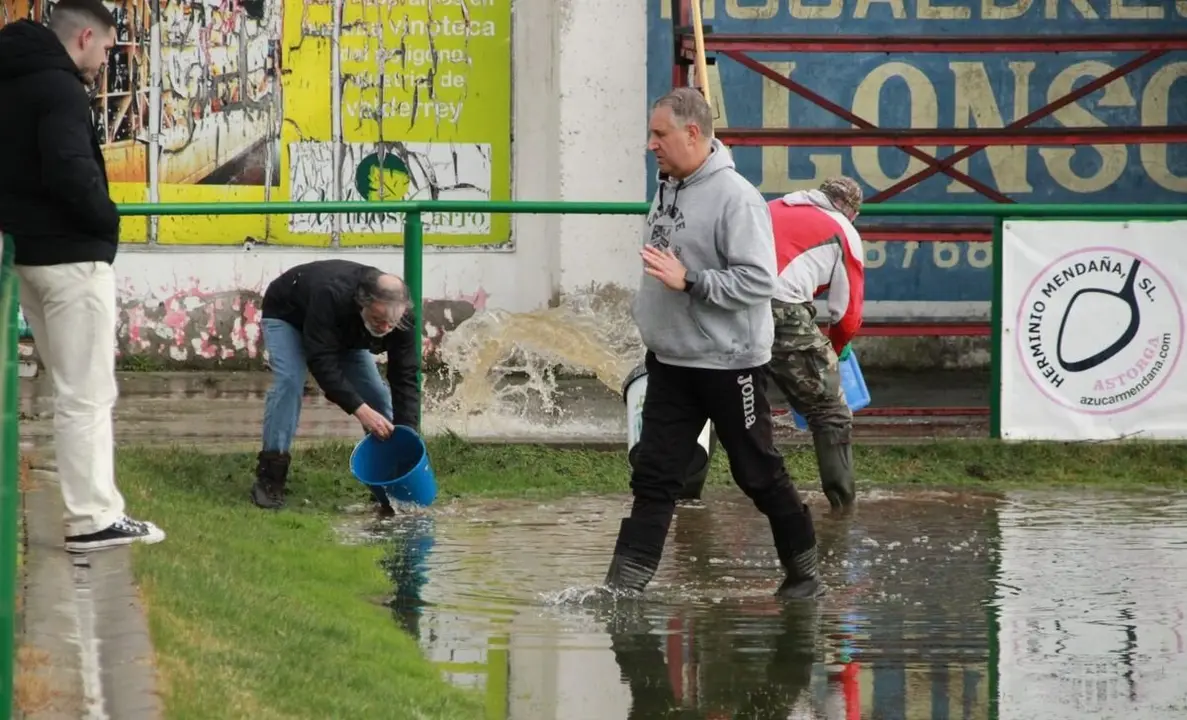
xmin=262 ymin=260 xmax=420 ymax=428
xmin=0 ymin=20 xmax=119 ymax=266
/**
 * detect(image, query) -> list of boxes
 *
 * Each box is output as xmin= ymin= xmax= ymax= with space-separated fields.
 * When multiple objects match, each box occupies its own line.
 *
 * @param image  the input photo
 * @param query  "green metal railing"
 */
xmin=0 ymin=234 xmax=18 ymax=716
xmin=117 ymin=200 xmax=1187 ymax=431
xmin=2 ymin=201 xmax=1186 ymax=714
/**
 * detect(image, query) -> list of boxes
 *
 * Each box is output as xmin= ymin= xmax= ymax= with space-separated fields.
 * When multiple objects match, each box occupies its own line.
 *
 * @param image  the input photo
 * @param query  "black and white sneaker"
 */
xmin=65 ymin=516 xmax=166 ymax=553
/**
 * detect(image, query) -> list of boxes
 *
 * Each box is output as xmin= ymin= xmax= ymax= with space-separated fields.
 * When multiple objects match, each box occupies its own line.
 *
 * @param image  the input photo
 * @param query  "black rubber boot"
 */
xmin=603 ymin=518 xmax=669 ymax=594
xmin=813 ymin=428 xmax=855 ymax=510
xmin=369 ymin=485 xmax=395 ymax=517
xmin=776 ymin=545 xmax=822 ymax=599
xmin=769 ymin=505 xmax=823 ymax=599
xmin=250 ymin=451 xmax=290 ymax=509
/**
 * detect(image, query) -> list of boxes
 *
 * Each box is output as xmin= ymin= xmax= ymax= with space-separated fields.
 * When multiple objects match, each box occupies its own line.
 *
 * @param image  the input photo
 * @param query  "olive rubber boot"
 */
xmin=603 ymin=518 xmax=669 ymax=594
xmin=769 ymin=506 xmax=824 ymax=599
xmin=250 ymin=451 xmax=290 ymax=509
xmin=813 ymin=428 xmax=855 ymax=510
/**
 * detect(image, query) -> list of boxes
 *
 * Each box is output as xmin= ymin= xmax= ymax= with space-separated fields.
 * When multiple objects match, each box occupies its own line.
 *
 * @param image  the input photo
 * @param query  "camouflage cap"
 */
xmin=819 ymin=176 xmax=863 ymax=215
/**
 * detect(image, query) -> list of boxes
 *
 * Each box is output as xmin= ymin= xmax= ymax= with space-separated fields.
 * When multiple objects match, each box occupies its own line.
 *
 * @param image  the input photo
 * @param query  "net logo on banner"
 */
xmin=1002 ymin=221 xmax=1187 ymax=440
xmin=1017 ymin=247 xmax=1183 ymax=412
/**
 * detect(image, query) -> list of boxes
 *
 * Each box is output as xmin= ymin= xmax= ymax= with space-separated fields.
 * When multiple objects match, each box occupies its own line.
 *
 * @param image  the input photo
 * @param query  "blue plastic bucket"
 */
xmin=350 ymin=426 xmax=438 ymax=507
xmin=791 ymin=350 xmax=872 ymax=431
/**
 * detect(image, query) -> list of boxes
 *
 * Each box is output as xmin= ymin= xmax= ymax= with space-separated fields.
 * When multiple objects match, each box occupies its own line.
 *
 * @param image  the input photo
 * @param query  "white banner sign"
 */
xmin=1000 ymin=220 xmax=1187 ymax=440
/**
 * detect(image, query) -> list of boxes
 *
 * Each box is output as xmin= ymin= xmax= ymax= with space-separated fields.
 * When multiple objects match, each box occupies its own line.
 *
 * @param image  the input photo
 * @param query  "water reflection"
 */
xmin=996 ymin=493 xmax=1187 ymax=719
xmin=381 ymin=515 xmax=436 ymax=639
xmin=359 ymin=490 xmax=1187 ymax=719
xmin=607 ymin=600 xmax=819 ymax=718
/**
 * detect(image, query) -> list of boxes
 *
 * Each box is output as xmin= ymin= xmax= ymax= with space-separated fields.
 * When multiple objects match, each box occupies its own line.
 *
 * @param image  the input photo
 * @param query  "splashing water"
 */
xmin=428 ymin=287 xmax=643 ymax=423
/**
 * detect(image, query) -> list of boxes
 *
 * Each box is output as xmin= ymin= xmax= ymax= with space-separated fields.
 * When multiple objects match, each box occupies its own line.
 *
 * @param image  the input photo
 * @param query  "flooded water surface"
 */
xmin=344 ymin=490 xmax=1187 ymax=720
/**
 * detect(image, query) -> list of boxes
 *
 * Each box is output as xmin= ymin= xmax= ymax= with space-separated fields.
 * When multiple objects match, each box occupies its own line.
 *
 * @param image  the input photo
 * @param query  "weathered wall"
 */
xmin=6 ymin=0 xmax=1187 ymax=373
xmin=5 ymin=0 xmax=647 ymax=369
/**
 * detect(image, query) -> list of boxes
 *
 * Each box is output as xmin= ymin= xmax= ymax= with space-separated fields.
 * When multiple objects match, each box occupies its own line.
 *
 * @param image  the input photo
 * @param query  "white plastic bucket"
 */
xmin=622 ymin=364 xmax=716 ymax=499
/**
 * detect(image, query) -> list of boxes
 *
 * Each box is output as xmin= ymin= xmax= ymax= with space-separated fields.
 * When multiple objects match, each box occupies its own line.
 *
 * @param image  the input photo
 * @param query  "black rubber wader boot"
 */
xmin=813 ymin=427 xmax=855 ymax=510
xmin=369 ymin=486 xmax=396 ymax=518
xmin=603 ymin=517 xmax=670 ymax=594
xmin=769 ymin=505 xmax=823 ymax=599
xmin=251 ymin=451 xmax=291 ymax=509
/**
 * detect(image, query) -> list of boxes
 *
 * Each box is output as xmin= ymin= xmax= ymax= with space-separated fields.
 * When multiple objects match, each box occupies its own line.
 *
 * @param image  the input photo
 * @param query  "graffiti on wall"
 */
xmin=647 ymin=1 xmax=1187 ymax=309
xmin=154 ymin=0 xmax=279 ymax=187
xmin=16 ymin=284 xmax=486 ymax=370
xmin=115 ymin=273 xmax=487 ymax=363
xmin=116 ymin=281 xmax=485 ymax=363
xmin=0 ymin=0 xmax=510 ymax=247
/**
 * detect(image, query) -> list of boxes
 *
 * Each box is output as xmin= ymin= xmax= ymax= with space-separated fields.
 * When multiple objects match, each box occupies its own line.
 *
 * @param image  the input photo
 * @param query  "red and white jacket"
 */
xmin=768 ymin=190 xmax=865 ymax=355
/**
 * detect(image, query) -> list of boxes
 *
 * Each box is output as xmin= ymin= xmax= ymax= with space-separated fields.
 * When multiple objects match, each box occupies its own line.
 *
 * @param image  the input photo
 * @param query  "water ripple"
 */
xmin=347 ymin=488 xmax=1187 ymax=719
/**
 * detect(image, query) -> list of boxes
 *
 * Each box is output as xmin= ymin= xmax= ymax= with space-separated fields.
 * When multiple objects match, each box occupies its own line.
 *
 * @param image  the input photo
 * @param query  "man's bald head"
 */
xmin=356 ymin=269 xmax=410 ymax=337
xmin=375 ymin=273 xmax=406 ymax=297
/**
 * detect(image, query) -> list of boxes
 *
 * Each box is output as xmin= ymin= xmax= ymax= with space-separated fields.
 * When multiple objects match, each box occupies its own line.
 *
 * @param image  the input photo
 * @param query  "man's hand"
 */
xmin=641 ymin=245 xmax=688 ymax=291
xmin=354 ymin=404 xmax=395 ymax=440
xmin=837 ymin=344 xmax=853 ymax=362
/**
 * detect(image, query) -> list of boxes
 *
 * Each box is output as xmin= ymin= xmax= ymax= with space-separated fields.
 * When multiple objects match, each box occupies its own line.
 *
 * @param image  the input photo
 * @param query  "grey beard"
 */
xmin=362 ymin=316 xmax=389 ymax=338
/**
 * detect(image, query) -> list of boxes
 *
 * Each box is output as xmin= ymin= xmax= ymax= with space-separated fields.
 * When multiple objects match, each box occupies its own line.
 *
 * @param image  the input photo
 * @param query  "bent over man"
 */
xmin=603 ymin=88 xmax=821 ymax=599
xmin=0 ymin=0 xmax=165 ymax=552
xmin=252 ymin=260 xmax=420 ymax=516
xmin=767 ymin=177 xmax=866 ymax=510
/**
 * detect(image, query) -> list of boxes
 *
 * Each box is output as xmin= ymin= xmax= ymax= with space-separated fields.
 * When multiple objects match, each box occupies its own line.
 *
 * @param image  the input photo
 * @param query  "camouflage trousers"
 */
xmin=768 ymin=300 xmax=852 ymax=435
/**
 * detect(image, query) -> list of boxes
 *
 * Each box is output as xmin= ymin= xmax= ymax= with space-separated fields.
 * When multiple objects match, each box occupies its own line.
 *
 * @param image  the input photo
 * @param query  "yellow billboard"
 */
xmin=2 ymin=0 xmax=511 ymax=248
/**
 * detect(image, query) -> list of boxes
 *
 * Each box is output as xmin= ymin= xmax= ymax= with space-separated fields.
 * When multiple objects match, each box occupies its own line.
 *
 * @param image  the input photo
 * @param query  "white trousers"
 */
xmin=17 ymin=261 xmax=125 ymax=536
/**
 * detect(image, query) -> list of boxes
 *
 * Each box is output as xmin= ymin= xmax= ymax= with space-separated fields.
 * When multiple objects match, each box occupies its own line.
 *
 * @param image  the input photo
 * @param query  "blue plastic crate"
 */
xmin=791 ymin=350 xmax=872 ymax=431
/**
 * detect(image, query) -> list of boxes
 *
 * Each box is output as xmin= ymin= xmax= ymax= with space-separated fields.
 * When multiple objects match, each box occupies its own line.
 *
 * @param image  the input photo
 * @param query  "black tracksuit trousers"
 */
xmin=613 ymin=352 xmax=816 ymax=572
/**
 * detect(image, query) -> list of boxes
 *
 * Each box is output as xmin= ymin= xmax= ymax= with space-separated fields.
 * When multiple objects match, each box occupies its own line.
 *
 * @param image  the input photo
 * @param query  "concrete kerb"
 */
xmin=16 ymin=455 xmax=162 ymax=720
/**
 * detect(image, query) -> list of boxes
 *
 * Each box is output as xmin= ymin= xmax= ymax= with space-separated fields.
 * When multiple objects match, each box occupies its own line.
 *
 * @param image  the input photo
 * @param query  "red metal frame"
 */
xmin=868 ymin=50 xmax=1175 ymax=202
xmin=714 ymin=126 xmax=1187 ymax=148
xmin=683 ymin=34 xmax=1187 ymax=54
xmin=720 ymin=50 xmax=1013 ymax=202
xmin=860 ymin=324 xmax=989 ymax=338
xmin=861 ymin=227 xmax=991 ymax=243
xmin=670 ymin=5 xmax=1185 ymax=424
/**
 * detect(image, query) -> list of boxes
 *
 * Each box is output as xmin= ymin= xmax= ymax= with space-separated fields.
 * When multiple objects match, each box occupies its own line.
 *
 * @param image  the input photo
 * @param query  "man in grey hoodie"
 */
xmin=603 ymin=88 xmax=821 ymax=600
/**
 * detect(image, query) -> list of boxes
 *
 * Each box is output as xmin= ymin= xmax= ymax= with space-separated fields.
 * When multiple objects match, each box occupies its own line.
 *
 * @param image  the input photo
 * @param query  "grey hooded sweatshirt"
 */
xmin=633 ymin=139 xmax=777 ymax=370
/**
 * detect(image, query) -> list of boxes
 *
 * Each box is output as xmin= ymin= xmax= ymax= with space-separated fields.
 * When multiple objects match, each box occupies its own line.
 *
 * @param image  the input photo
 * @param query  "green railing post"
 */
xmin=404 ymin=211 xmax=424 ymax=427
xmin=989 ymin=218 xmax=1004 ymax=440
xmin=0 ymin=233 xmax=19 ymax=718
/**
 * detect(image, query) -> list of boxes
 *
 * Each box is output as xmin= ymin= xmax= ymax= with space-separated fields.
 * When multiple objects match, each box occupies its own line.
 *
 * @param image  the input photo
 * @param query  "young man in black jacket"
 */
xmin=252 ymin=260 xmax=421 ymax=516
xmin=0 ymin=0 xmax=166 ymax=552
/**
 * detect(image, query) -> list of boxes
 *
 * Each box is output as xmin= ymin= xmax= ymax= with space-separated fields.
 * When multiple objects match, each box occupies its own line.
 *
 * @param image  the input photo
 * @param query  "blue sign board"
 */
xmin=646 ymin=1 xmax=1187 ymax=310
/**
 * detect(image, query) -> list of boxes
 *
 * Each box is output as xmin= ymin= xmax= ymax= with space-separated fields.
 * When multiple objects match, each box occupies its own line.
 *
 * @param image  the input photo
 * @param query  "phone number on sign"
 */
xmin=865 ymin=241 xmax=992 ymax=271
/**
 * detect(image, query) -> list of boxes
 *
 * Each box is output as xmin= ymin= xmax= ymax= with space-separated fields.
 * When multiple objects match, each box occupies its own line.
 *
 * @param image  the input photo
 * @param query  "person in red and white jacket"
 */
xmin=767 ymin=177 xmax=865 ymax=511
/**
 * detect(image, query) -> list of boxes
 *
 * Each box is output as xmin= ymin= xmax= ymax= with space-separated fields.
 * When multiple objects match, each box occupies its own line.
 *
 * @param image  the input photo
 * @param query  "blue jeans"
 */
xmin=261 ymin=318 xmax=392 ymax=502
